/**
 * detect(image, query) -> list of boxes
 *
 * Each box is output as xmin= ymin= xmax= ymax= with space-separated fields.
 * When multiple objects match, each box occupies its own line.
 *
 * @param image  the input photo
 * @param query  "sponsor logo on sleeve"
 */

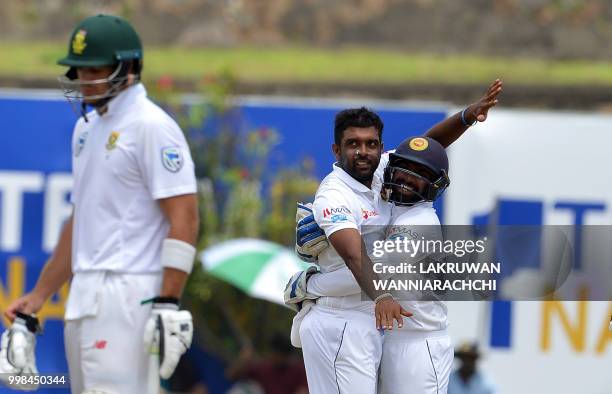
xmin=323 ymin=207 xmax=351 ymax=223
xmin=74 ymin=131 xmax=89 ymax=157
xmin=331 ymin=214 xmax=348 ymax=223
xmin=161 ymin=146 xmax=184 ymax=172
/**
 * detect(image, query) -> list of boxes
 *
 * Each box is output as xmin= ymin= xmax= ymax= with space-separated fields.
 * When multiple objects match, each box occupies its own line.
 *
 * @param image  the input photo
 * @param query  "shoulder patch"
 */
xmin=161 ymin=146 xmax=184 ymax=172
xmin=75 ymin=131 xmax=89 ymax=157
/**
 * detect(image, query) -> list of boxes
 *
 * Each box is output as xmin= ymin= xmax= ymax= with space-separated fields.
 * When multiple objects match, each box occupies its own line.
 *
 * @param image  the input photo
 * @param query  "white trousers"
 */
xmin=299 ymin=305 xmax=383 ymax=394
xmin=64 ymin=272 xmax=159 ymax=393
xmin=378 ymin=329 xmax=453 ymax=394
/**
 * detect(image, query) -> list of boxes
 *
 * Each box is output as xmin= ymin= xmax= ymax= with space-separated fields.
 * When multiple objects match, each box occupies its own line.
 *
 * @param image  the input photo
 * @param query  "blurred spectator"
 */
xmin=226 ymin=334 xmax=308 ymax=394
xmin=448 ymin=342 xmax=496 ymax=394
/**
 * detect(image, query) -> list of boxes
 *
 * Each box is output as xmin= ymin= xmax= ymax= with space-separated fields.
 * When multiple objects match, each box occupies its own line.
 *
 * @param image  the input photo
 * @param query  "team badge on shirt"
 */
xmin=105 ymin=131 xmax=120 ymax=151
xmin=162 ymin=146 xmax=184 ymax=172
xmin=74 ymin=131 xmax=89 ymax=157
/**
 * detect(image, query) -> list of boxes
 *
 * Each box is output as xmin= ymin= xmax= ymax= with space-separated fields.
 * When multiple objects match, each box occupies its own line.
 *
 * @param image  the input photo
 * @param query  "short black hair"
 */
xmin=334 ymin=107 xmax=384 ymax=146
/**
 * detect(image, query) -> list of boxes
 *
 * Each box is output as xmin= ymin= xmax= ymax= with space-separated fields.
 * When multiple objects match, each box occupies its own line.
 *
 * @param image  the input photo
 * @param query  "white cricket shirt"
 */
xmin=312 ymin=155 xmax=391 ymax=310
xmin=388 ymin=202 xmax=449 ymax=331
xmin=69 ymin=83 xmax=197 ymax=274
xmin=313 ymin=160 xmax=391 ymax=273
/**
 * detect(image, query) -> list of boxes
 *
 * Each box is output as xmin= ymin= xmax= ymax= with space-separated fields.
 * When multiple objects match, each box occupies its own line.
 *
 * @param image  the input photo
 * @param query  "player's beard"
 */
xmin=340 ymin=151 xmax=380 ymax=186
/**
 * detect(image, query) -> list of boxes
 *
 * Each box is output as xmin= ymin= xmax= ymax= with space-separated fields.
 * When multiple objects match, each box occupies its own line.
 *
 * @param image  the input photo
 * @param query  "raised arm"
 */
xmin=424 ymin=79 xmax=503 ymax=148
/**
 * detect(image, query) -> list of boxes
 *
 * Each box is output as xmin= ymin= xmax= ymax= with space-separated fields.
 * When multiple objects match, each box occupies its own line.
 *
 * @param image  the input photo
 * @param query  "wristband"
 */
xmin=141 ymin=296 xmax=180 ymax=310
xmin=161 ymin=238 xmax=196 ymax=274
xmin=374 ymin=293 xmax=394 ymax=304
xmin=15 ymin=312 xmax=42 ymax=334
xmin=461 ymin=108 xmax=477 ymax=127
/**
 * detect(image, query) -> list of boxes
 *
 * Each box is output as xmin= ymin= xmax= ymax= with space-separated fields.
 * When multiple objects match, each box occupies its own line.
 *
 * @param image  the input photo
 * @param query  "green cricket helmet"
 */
xmin=58 ymin=14 xmax=142 ymax=68
xmin=57 ymin=14 xmax=143 ymax=106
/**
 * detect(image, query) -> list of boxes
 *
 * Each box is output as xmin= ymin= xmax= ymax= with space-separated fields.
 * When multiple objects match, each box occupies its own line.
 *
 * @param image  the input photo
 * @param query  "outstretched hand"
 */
xmin=467 ymin=78 xmax=503 ymax=123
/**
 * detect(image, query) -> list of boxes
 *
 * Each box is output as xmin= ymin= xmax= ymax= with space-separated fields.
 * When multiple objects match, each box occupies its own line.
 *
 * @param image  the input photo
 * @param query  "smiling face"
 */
xmin=389 ymin=159 xmax=436 ymax=204
xmin=333 ymin=126 xmax=383 ymax=187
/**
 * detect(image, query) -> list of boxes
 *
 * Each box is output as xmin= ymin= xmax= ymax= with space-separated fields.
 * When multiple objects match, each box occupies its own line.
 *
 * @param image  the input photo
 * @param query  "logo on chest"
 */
xmin=105 ymin=131 xmax=120 ymax=151
xmin=386 ymin=225 xmax=418 ymax=240
xmin=362 ymin=208 xmax=379 ymax=220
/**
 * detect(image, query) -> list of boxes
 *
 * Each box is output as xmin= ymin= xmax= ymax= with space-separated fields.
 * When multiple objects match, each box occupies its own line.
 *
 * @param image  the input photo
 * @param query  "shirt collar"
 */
xmin=102 ymin=83 xmax=146 ymax=117
xmin=332 ymin=163 xmax=372 ymax=193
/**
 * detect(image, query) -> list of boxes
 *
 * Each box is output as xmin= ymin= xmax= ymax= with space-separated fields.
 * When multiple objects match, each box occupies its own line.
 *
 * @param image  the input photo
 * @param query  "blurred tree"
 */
xmin=149 ymin=69 xmax=318 ymax=361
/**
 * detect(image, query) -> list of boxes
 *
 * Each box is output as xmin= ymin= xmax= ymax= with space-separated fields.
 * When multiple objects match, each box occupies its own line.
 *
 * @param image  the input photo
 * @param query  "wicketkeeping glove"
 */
xmin=143 ymin=298 xmax=193 ymax=379
xmin=0 ymin=312 xmax=41 ymax=391
xmin=284 ymin=266 xmax=320 ymax=312
xmin=295 ymin=202 xmax=329 ymax=262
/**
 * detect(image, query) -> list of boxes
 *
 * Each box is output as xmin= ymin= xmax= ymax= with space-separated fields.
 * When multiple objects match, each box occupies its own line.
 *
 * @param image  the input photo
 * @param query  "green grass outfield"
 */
xmin=2 ymin=41 xmax=612 ymax=86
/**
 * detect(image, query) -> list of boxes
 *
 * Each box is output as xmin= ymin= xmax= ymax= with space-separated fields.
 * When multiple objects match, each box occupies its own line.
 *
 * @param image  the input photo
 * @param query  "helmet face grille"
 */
xmin=383 ymin=165 xmax=450 ymax=206
xmin=382 ymin=136 xmax=450 ymax=206
xmin=57 ymin=62 xmax=140 ymax=112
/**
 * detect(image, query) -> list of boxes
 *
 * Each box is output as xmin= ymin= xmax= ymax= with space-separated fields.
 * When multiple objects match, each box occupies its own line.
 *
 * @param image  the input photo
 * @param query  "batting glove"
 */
xmin=143 ymin=297 xmax=193 ymax=379
xmin=296 ymin=202 xmax=329 ymax=262
xmin=284 ymin=266 xmax=320 ymax=312
xmin=0 ymin=313 xmax=41 ymax=391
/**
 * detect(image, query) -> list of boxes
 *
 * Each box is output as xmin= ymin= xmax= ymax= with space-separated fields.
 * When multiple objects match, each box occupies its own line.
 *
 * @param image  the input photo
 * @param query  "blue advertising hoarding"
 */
xmin=0 ymin=89 xmax=446 ymax=393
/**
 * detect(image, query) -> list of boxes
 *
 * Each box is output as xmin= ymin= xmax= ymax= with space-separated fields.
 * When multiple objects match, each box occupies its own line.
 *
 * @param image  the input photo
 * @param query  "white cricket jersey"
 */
xmin=69 ymin=83 xmax=197 ymax=274
xmin=312 ymin=156 xmax=391 ymax=310
xmin=387 ymin=202 xmax=449 ymax=331
xmin=305 ymin=150 xmax=448 ymax=330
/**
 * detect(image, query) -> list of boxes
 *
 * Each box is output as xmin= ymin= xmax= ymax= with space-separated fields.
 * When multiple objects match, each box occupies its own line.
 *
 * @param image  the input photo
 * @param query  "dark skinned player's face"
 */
xmin=391 ymin=160 xmax=436 ymax=203
xmin=333 ymin=126 xmax=383 ymax=187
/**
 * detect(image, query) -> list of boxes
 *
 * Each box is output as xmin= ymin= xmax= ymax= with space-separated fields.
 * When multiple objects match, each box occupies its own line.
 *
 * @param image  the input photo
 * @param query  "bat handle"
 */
xmin=147 ymin=330 xmax=160 ymax=394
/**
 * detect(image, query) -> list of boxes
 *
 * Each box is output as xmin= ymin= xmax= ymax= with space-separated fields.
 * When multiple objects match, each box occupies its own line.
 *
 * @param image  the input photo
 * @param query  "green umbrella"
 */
xmin=200 ymin=238 xmax=312 ymax=305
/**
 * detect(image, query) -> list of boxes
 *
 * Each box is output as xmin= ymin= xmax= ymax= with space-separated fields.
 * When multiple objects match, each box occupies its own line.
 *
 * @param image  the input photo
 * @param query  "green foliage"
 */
xmin=5 ymin=41 xmax=612 ymax=86
xmin=149 ymin=70 xmax=318 ymax=358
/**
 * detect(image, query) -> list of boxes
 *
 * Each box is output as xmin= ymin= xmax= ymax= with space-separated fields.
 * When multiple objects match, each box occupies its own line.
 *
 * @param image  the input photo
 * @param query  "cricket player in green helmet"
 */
xmin=57 ymin=14 xmax=143 ymax=119
xmin=3 ymin=14 xmax=199 ymax=393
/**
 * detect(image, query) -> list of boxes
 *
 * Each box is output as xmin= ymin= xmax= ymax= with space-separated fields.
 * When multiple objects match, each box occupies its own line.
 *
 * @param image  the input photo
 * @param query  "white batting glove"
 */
xmin=295 ymin=202 xmax=329 ymax=262
xmin=0 ymin=313 xmax=40 ymax=391
xmin=284 ymin=266 xmax=320 ymax=312
xmin=143 ymin=298 xmax=193 ymax=379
